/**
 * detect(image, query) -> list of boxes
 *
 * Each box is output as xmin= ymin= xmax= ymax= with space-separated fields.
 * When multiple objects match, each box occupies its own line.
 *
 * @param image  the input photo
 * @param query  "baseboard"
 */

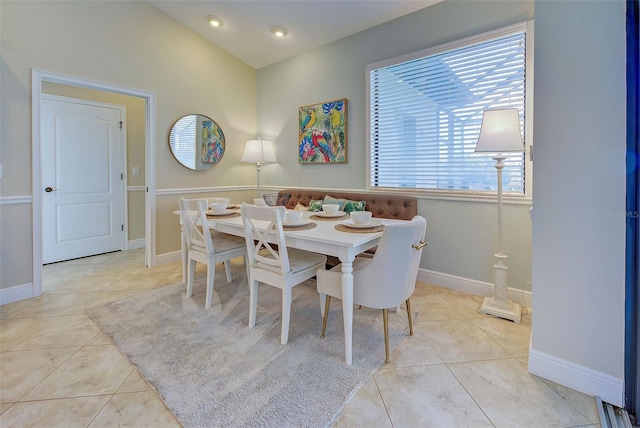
xmin=155 ymin=250 xmax=182 ymax=266
xmin=418 ymin=268 xmax=533 ymax=313
xmin=127 ymin=238 xmax=145 ymax=250
xmin=0 ymin=282 xmax=34 ymax=306
xmin=528 ymin=348 xmax=624 ymax=407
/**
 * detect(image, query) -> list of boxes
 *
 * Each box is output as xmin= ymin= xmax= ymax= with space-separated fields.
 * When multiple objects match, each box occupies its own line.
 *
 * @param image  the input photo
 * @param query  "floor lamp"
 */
xmin=241 ymin=138 xmax=277 ymax=198
xmin=475 ymin=108 xmax=524 ymax=324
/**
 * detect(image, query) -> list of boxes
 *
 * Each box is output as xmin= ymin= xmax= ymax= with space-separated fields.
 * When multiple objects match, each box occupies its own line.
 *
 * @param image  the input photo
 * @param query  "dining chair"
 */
xmin=316 ymin=215 xmax=427 ymax=363
xmin=179 ymin=197 xmax=248 ymax=308
xmin=241 ymin=204 xmax=327 ymax=345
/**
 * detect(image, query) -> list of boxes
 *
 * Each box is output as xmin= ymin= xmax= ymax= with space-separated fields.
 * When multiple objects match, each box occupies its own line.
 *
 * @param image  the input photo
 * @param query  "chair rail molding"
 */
xmin=0 ymin=195 xmax=33 ymax=205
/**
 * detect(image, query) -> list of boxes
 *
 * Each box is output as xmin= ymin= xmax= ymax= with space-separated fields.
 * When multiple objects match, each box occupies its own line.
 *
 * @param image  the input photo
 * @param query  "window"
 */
xmin=367 ymin=22 xmax=532 ymax=196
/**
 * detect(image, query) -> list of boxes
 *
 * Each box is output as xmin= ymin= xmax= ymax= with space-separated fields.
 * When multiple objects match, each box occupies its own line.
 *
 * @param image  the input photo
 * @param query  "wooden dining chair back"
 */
xmin=179 ymin=197 xmax=247 ymax=308
xmin=317 ymin=215 xmax=427 ymax=363
xmin=241 ymin=204 xmax=326 ymax=345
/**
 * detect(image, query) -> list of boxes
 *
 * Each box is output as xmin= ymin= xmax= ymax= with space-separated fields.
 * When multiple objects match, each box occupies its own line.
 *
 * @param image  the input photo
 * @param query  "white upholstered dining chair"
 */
xmin=179 ymin=197 xmax=247 ymax=308
xmin=241 ymin=204 xmax=327 ymax=345
xmin=317 ymin=215 xmax=427 ymax=363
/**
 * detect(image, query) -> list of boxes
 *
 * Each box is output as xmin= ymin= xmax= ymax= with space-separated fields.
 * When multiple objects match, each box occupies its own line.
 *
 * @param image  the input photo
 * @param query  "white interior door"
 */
xmin=41 ymin=95 xmax=125 ymax=264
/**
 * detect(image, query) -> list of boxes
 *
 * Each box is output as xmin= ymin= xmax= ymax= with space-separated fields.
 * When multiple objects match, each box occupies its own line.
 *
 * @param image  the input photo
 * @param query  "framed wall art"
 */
xmin=298 ymin=98 xmax=347 ymax=164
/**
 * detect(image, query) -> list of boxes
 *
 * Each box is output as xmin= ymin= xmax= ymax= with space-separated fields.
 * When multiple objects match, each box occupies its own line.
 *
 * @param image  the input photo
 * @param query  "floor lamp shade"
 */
xmin=241 ymin=139 xmax=276 ymax=198
xmin=475 ymin=108 xmax=523 ymax=153
xmin=475 ymin=108 xmax=524 ymax=324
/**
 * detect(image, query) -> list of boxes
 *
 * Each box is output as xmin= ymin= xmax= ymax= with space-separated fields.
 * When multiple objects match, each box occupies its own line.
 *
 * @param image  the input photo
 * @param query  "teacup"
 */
xmin=210 ymin=203 xmax=227 ymax=214
xmin=209 ymin=197 xmax=231 ymax=207
xmin=350 ymin=211 xmax=372 ymax=225
xmin=254 ymin=198 xmax=267 ymax=206
xmin=322 ymin=204 xmax=340 ymax=215
xmin=285 ymin=210 xmax=304 ymax=224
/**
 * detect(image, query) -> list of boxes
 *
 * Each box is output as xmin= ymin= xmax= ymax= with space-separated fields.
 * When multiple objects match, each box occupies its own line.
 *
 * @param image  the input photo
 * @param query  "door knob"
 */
xmin=45 ymin=187 xmax=54 ymax=193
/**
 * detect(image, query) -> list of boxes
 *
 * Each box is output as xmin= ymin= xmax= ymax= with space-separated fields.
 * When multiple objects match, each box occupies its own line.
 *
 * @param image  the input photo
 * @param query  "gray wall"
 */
xmin=256 ymin=0 xmax=534 ymax=291
xmin=531 ymin=0 xmax=626 ymax=404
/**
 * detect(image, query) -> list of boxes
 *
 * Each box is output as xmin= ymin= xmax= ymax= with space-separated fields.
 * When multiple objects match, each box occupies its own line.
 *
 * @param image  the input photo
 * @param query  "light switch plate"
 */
xmin=132 ymin=166 xmax=140 ymax=176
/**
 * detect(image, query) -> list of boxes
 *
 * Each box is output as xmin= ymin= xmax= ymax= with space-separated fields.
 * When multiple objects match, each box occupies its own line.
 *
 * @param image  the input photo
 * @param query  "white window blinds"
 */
xmin=368 ymin=27 xmax=527 ymax=194
xmin=169 ymin=115 xmax=197 ymax=169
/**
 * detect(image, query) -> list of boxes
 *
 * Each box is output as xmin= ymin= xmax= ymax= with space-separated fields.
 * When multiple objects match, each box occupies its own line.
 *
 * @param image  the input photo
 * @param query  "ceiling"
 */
xmin=148 ymin=1 xmax=441 ymax=69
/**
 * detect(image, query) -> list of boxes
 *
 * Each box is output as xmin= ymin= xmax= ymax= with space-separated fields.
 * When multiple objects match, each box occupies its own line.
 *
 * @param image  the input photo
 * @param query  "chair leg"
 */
xmin=224 ymin=260 xmax=233 ymax=283
xmin=244 ymin=256 xmax=250 ymax=286
xmin=406 ymin=298 xmax=414 ymax=335
xmin=281 ymin=287 xmax=292 ymax=345
xmin=186 ymin=259 xmax=196 ymax=297
xmin=383 ymin=308 xmax=390 ymax=363
xmin=321 ymin=295 xmax=331 ymax=338
xmin=248 ymin=276 xmax=258 ymax=328
xmin=205 ymin=261 xmax=216 ymax=308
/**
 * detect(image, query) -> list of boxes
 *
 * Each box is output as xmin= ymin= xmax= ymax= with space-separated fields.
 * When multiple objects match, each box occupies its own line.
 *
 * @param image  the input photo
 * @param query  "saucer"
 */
xmin=342 ymin=219 xmax=381 ymax=229
xmin=206 ymin=209 xmax=235 ymax=216
xmin=314 ymin=211 xmax=346 ymax=218
xmin=283 ymin=220 xmax=309 ymax=227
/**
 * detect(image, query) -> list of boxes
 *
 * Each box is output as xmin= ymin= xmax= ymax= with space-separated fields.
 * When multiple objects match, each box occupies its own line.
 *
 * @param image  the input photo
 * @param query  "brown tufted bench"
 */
xmin=276 ymin=189 xmax=417 ymax=220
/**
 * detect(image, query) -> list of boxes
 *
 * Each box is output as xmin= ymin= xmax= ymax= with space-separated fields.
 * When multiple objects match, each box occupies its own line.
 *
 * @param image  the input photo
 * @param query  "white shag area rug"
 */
xmin=87 ymin=265 xmax=410 ymax=428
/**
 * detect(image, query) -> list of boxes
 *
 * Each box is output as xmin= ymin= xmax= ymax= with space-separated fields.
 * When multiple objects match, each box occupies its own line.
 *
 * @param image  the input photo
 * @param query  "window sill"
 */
xmin=368 ymin=187 xmax=532 ymax=205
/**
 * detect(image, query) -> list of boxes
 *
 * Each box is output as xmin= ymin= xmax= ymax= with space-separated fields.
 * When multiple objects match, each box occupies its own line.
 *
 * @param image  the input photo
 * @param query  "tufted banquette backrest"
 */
xmin=277 ymin=189 xmax=417 ymax=221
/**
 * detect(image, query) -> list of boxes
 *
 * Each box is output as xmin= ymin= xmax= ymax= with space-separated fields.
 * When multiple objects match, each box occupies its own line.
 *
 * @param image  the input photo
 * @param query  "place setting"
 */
xmin=335 ymin=211 xmax=385 ymax=233
xmin=309 ymin=203 xmax=349 ymax=221
xmin=283 ymin=210 xmax=317 ymax=230
xmin=206 ymin=199 xmax=241 ymax=218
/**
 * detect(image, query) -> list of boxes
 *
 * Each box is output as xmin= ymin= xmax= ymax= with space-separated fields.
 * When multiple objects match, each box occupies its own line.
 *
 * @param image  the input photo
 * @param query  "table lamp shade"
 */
xmin=475 ymin=108 xmax=524 ymax=153
xmin=241 ymin=139 xmax=277 ymax=164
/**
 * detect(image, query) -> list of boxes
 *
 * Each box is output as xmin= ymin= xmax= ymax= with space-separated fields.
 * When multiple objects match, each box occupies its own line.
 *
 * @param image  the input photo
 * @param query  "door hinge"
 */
xmin=120 ymin=173 xmax=123 ymax=180
xmin=529 ymin=145 xmax=533 ymax=161
xmin=119 ymin=121 xmax=123 ymax=129
xmin=121 ymin=224 xmax=124 ymax=231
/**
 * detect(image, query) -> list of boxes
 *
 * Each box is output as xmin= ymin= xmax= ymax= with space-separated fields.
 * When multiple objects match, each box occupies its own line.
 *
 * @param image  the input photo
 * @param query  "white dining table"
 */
xmin=177 ymin=207 xmax=402 ymax=365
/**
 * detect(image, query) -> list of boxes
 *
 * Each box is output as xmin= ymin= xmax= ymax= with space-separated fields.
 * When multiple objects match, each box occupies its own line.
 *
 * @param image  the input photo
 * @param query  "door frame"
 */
xmin=40 ymin=93 xmax=128 ymax=262
xmin=31 ymin=69 xmax=157 ymax=296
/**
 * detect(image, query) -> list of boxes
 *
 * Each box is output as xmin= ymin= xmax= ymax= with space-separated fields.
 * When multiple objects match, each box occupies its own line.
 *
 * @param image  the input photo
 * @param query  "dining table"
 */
xmin=177 ymin=205 xmax=405 ymax=365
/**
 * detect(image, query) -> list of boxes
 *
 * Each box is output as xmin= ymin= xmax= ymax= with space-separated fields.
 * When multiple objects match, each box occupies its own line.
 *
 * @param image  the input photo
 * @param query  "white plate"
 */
xmin=314 ymin=211 xmax=346 ymax=218
xmin=342 ymin=219 xmax=381 ymax=229
xmin=206 ymin=209 xmax=236 ymax=216
xmin=283 ymin=220 xmax=310 ymax=227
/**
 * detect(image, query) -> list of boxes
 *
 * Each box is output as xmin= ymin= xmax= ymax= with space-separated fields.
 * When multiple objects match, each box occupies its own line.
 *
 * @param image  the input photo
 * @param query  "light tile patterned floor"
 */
xmin=0 ymin=249 xmax=601 ymax=427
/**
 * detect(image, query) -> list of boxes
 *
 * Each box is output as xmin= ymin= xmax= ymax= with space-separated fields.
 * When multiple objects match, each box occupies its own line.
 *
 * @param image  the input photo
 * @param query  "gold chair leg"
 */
xmin=406 ymin=298 xmax=414 ymax=335
xmin=383 ymin=308 xmax=390 ymax=363
xmin=321 ymin=295 xmax=331 ymax=338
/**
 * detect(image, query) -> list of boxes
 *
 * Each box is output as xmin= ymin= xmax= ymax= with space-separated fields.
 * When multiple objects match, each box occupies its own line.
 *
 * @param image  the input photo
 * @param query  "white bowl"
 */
xmin=350 ymin=211 xmax=372 ymax=225
xmin=210 ymin=203 xmax=227 ymax=214
xmin=254 ymin=198 xmax=267 ymax=206
xmin=209 ymin=197 xmax=231 ymax=206
xmin=285 ymin=210 xmax=304 ymax=224
xmin=322 ymin=204 xmax=340 ymax=215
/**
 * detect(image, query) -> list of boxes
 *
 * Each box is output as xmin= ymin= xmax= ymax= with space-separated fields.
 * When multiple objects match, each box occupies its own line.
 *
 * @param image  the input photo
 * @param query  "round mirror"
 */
xmin=169 ymin=114 xmax=225 ymax=170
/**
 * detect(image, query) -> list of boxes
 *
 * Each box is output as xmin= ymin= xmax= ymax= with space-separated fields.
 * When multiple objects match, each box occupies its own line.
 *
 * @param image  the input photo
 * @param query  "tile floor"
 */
xmin=0 ymin=249 xmax=601 ymax=427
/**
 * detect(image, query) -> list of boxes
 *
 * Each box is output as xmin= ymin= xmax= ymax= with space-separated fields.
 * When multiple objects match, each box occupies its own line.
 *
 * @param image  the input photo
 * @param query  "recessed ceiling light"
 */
xmin=271 ymin=26 xmax=287 ymax=38
xmin=207 ymin=16 xmax=223 ymax=28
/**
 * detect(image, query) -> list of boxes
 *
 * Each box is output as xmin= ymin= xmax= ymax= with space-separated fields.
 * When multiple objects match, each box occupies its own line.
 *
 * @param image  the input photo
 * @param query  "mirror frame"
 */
xmin=168 ymin=114 xmax=226 ymax=170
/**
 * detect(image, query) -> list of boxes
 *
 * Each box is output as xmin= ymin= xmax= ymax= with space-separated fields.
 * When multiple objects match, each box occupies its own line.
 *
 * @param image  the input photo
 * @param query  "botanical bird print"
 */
xmin=298 ymin=98 xmax=347 ymax=164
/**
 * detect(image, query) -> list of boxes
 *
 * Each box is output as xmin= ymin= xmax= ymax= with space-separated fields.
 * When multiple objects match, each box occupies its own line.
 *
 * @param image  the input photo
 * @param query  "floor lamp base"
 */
xmin=479 ymin=296 xmax=522 ymax=324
